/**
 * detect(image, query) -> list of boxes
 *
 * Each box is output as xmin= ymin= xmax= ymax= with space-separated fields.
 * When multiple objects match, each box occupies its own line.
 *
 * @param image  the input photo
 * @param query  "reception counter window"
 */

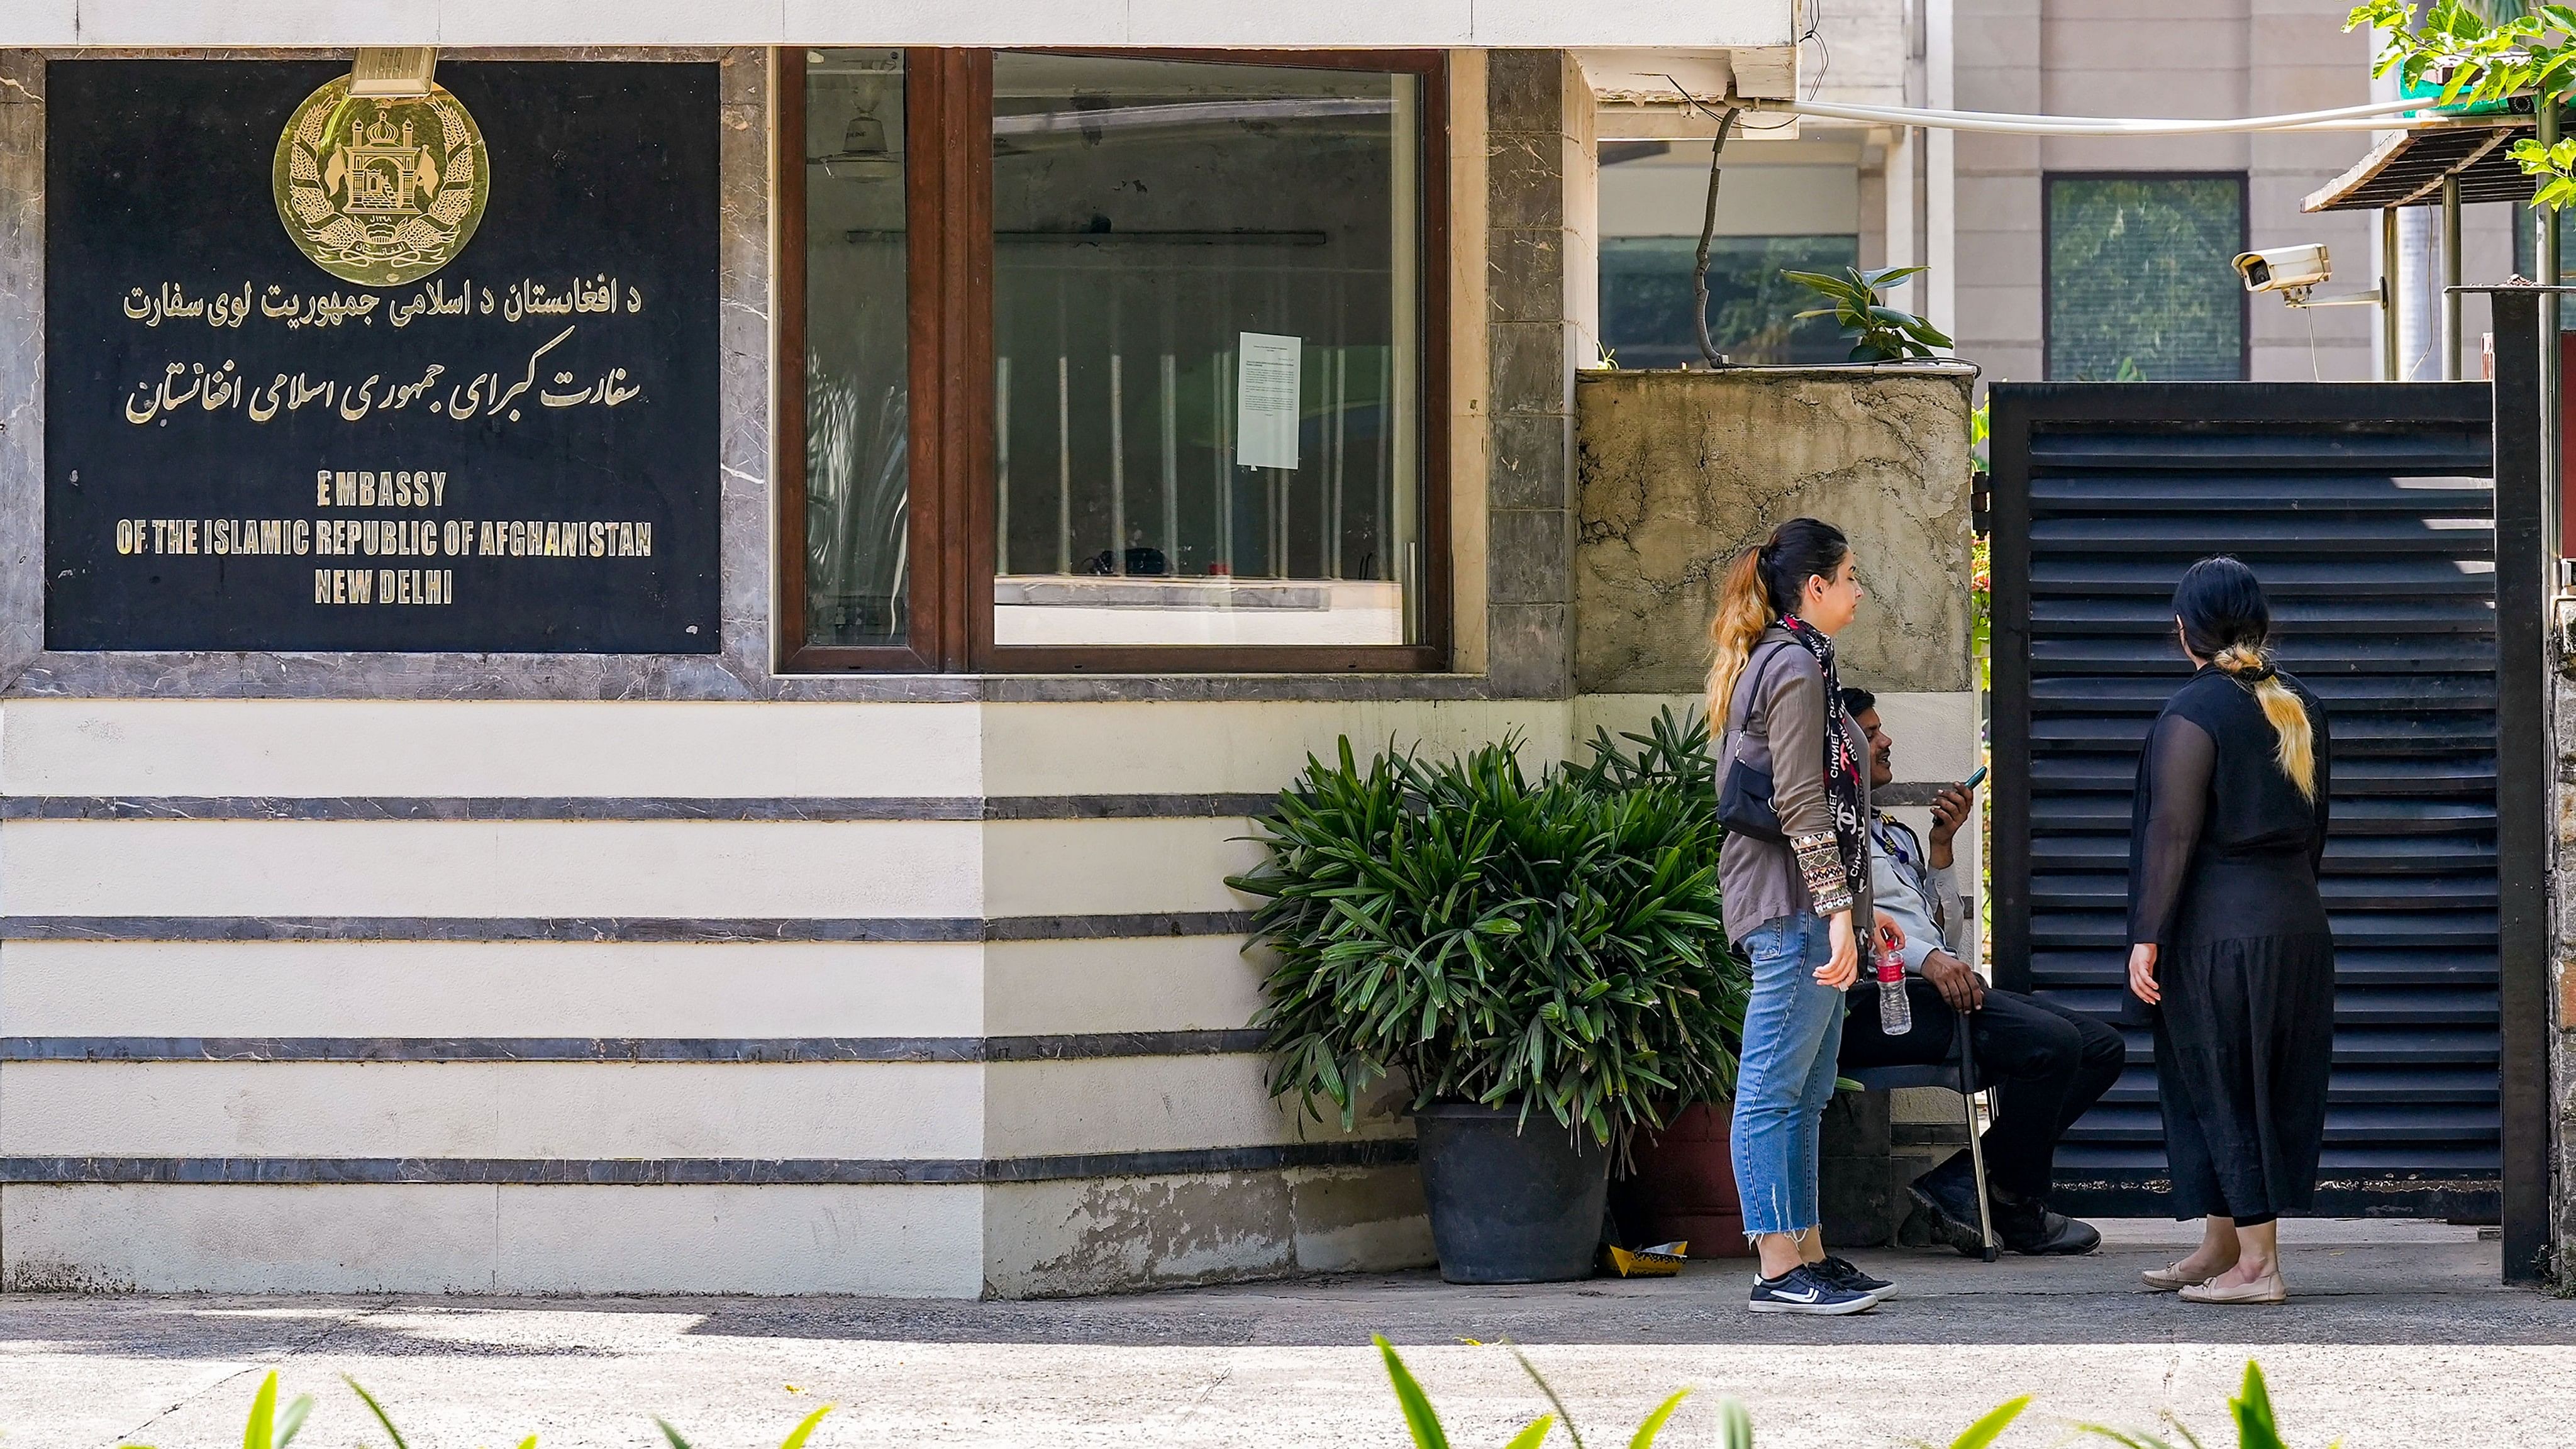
xmin=780 ymin=49 xmax=1448 ymax=674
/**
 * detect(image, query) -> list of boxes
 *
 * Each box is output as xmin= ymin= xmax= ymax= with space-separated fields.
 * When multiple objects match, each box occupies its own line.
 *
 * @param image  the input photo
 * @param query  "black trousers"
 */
xmin=1838 ymin=979 xmax=2126 ymax=1200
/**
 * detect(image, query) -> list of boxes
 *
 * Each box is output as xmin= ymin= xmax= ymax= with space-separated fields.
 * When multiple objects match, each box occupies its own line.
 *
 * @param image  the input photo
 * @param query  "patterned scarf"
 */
xmin=1782 ymin=614 xmax=1867 ymax=900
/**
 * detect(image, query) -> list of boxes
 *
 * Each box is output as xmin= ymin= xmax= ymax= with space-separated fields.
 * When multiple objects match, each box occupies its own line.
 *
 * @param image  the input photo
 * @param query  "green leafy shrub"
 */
xmin=1376 ymin=1336 xmax=2027 ymax=1449
xmin=1232 ymin=716 xmax=1745 ymax=1145
xmin=1371 ymin=1340 xmax=2320 ymax=1449
xmin=1376 ymin=1336 xmax=1689 ymax=1449
xmin=2350 ymin=1 xmax=2576 ymax=210
xmin=1781 ymin=264 xmax=1954 ymax=362
xmin=2079 ymin=1361 xmax=2329 ymax=1449
xmin=123 ymin=1375 xmax=835 ymax=1449
xmin=658 ymin=1404 xmax=835 ymax=1449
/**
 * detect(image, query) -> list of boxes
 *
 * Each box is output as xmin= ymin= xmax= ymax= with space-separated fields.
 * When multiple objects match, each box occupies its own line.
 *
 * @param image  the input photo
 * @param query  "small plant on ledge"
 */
xmin=1781 ymin=264 xmax=1955 ymax=362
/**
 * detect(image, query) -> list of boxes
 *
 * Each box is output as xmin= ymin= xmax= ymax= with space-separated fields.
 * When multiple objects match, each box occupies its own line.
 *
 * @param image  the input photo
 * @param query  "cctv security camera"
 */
xmin=2234 ymin=245 xmax=2332 ymax=296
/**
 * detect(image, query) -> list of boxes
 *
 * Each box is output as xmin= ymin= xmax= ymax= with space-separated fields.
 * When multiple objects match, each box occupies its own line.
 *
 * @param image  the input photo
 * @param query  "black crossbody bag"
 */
xmin=1718 ymin=645 xmax=1794 ymax=845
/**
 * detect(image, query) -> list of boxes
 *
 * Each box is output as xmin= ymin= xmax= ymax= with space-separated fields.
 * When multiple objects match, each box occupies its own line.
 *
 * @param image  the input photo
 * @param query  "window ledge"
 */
xmin=772 ymin=670 xmax=1495 ymax=704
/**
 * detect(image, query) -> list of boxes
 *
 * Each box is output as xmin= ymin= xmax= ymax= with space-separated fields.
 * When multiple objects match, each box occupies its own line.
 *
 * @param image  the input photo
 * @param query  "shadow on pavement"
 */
xmin=6 ymin=1242 xmax=2569 ymax=1356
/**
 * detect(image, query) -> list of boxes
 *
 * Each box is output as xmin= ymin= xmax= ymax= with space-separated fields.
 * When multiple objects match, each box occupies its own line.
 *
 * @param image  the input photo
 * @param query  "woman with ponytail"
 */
xmin=2126 ymin=557 xmax=2334 ymax=1305
xmin=1710 ymin=517 xmax=1906 ymax=1316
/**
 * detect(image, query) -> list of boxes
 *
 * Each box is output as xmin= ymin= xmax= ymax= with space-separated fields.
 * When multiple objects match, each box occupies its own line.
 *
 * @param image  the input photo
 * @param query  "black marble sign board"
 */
xmin=44 ymin=60 xmax=722 ymax=653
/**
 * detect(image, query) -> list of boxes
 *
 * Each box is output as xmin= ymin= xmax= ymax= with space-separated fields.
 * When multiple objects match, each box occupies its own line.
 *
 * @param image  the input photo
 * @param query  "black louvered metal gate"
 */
xmin=1990 ymin=383 xmax=2501 ymax=1219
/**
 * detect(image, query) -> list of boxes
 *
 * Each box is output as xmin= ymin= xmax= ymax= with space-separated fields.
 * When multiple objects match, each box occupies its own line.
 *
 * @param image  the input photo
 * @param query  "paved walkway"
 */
xmin=4 ymin=1221 xmax=2568 ymax=1449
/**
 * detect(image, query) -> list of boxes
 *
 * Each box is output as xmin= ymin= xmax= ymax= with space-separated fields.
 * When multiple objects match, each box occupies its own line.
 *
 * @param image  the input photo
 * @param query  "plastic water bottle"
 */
xmin=1877 ymin=945 xmax=1913 ymax=1035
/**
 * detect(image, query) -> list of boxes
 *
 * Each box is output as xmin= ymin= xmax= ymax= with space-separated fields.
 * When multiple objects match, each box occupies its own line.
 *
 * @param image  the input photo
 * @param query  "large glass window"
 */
xmin=784 ymin=49 xmax=1441 ymax=671
xmin=2045 ymin=174 xmax=2247 ymax=381
xmin=988 ymin=54 xmax=1424 ymax=649
xmin=800 ymin=49 xmax=912 ymax=650
xmin=1600 ymin=235 xmax=1862 ymax=367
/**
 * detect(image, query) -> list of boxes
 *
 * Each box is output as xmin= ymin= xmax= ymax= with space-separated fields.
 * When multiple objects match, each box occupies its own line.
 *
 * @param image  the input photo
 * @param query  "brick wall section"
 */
xmin=1484 ymin=50 xmax=1585 ymax=699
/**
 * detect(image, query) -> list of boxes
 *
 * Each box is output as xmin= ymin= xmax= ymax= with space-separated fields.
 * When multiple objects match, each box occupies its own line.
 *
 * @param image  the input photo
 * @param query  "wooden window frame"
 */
xmin=777 ymin=47 xmax=1451 ymax=675
xmin=777 ymin=47 xmax=972 ymax=671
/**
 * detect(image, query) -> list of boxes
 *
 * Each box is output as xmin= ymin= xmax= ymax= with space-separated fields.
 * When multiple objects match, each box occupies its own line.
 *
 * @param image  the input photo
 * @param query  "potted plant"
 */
xmin=1232 ymin=719 xmax=1745 ymax=1283
xmin=1560 ymin=712 xmax=1755 ymax=1258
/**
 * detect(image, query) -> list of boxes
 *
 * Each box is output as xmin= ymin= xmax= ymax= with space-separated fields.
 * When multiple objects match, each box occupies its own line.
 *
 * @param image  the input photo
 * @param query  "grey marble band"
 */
xmin=0 ymin=794 xmax=1284 ymax=822
xmin=0 ymin=1140 xmax=1414 ymax=1185
xmin=0 ymin=912 xmax=1257 ymax=943
xmin=1 ymin=787 xmax=1964 ymax=820
xmin=0 ymin=1030 xmax=1271 ymax=1063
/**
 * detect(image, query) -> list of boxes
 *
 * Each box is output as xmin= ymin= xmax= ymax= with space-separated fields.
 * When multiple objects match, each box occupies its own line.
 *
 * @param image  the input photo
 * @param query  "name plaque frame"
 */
xmin=43 ymin=59 xmax=723 ymax=655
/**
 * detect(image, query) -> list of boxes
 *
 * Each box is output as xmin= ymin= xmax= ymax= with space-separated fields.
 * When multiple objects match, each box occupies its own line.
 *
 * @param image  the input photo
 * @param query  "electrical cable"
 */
xmin=1800 ymin=0 xmax=1831 ymax=104
xmin=1737 ymin=94 xmax=2458 ymax=135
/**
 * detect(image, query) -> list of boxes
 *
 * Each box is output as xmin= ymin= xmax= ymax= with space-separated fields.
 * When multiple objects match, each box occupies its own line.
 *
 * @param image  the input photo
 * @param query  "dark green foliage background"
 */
xmin=1601 ymin=236 xmax=1860 ymax=367
xmin=1231 ymin=711 xmax=1746 ymax=1145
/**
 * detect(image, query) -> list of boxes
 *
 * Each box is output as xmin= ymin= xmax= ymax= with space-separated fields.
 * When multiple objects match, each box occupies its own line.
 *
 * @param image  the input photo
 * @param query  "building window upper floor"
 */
xmin=2045 ymin=172 xmax=2249 ymax=383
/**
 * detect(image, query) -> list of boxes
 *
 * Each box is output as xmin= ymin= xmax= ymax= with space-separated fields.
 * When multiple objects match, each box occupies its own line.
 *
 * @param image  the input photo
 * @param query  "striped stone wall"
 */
xmin=0 ymin=696 xmax=1577 ymax=1293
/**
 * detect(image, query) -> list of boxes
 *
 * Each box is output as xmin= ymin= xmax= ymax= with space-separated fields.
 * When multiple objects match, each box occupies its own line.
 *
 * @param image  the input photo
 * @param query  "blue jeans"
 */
xmin=1731 ymin=913 xmax=1847 ymax=1240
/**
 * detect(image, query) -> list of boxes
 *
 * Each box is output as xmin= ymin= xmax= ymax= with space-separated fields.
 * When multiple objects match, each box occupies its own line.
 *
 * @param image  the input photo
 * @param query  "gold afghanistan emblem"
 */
xmin=273 ymin=77 xmax=489 ymax=287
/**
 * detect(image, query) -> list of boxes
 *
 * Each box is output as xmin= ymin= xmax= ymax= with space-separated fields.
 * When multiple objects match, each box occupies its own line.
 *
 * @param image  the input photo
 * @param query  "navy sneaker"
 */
xmin=1748 ymin=1263 xmax=1879 ymax=1315
xmin=1815 ymin=1254 xmax=1894 ymax=1302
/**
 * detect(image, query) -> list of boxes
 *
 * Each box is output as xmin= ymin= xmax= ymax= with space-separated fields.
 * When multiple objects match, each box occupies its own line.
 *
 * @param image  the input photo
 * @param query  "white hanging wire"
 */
xmin=1737 ymin=94 xmax=2464 ymax=135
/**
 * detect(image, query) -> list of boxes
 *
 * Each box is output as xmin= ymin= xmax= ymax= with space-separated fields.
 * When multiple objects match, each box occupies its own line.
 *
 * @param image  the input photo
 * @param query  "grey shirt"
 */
xmin=1868 ymin=813 xmax=1965 ymax=975
xmin=1716 ymin=626 xmax=1875 ymax=943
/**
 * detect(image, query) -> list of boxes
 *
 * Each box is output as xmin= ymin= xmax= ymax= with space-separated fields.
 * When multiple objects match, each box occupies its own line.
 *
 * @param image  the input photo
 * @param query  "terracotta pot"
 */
xmin=1610 ymin=1099 xmax=1752 ymax=1258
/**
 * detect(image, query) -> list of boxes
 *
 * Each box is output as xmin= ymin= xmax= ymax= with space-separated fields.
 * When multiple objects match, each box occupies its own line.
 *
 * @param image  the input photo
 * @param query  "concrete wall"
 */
xmin=1572 ymin=366 xmax=1977 ymax=697
xmin=8 ymin=697 xmax=1617 ymax=1294
xmin=0 ymin=45 xmax=1638 ymax=1298
xmin=1569 ymin=363 xmax=1984 ymax=1204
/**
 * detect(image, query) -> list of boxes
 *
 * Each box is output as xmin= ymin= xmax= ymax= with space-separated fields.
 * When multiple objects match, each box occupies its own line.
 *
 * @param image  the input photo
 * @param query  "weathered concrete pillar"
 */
xmin=1574 ymin=364 xmax=1979 ymax=1241
xmin=1571 ymin=366 xmax=1977 ymax=702
xmin=1483 ymin=51 xmax=1594 ymax=699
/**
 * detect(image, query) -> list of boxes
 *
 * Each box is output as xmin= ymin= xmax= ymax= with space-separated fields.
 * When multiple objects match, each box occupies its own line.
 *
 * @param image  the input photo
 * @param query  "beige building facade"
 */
xmin=1598 ymin=0 xmax=2523 ymax=387
xmin=0 ymin=8 xmax=1997 ymax=1297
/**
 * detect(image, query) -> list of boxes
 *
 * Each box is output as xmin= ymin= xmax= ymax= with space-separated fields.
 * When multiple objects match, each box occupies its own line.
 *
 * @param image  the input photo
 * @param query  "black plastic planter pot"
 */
xmin=1414 ymin=1104 xmax=1611 ymax=1284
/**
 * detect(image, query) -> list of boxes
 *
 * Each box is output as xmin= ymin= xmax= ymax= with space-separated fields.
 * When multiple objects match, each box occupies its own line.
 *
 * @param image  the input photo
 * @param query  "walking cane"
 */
xmin=1958 ymin=1010 xmax=1999 ymax=1263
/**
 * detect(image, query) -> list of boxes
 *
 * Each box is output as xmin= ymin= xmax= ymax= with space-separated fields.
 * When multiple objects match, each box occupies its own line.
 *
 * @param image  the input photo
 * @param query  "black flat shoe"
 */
xmin=1906 ymin=1169 xmax=1988 ymax=1257
xmin=1992 ymin=1194 xmax=2101 ymax=1255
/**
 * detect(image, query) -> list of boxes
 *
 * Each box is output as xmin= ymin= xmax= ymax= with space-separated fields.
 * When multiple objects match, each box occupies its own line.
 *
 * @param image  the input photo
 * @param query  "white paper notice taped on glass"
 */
xmin=1234 ymin=331 xmax=1302 ymax=470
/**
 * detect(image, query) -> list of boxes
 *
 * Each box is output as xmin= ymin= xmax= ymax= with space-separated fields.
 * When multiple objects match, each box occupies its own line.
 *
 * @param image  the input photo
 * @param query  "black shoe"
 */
xmin=1814 ymin=1254 xmax=1894 ymax=1302
xmin=1747 ymin=1263 xmax=1879 ymax=1315
xmin=1906 ymin=1159 xmax=1989 ymax=1257
xmin=1991 ymin=1192 xmax=2101 ymax=1255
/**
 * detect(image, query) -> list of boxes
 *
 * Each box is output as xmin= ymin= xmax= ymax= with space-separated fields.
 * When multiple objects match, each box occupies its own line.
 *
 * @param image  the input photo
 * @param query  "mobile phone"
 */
xmin=1960 ymin=765 xmax=1989 ymax=791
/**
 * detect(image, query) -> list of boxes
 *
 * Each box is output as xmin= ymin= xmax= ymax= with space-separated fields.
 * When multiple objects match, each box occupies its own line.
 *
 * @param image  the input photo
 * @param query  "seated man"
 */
xmin=1838 ymin=686 xmax=2124 ymax=1257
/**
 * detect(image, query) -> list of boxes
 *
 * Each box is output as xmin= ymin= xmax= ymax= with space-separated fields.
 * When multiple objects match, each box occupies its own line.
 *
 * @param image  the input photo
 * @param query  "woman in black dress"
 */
xmin=2126 ymin=557 xmax=2333 ymax=1306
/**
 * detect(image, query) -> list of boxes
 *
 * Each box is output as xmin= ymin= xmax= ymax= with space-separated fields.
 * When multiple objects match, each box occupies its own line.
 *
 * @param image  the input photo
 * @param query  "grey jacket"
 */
xmin=1716 ymin=626 xmax=1875 ymax=943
